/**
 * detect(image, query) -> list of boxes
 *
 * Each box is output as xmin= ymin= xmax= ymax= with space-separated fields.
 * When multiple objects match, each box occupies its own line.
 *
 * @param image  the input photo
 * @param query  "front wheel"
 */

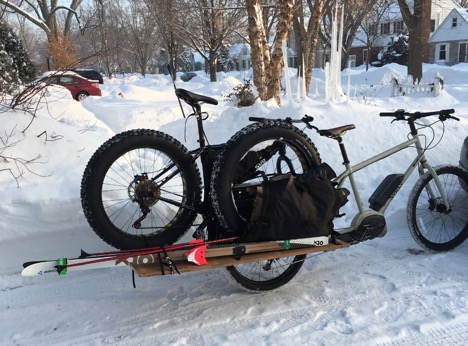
xmin=407 ymin=165 xmax=468 ymax=251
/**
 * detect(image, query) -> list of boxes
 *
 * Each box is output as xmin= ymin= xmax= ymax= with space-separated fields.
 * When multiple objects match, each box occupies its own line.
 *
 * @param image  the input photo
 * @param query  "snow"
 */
xmin=1 ymin=63 xmax=468 ymax=345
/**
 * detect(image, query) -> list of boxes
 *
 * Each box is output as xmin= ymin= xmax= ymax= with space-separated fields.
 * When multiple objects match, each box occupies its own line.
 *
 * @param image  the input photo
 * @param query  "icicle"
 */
xmin=325 ymin=1 xmax=345 ymax=103
xmin=347 ymin=60 xmax=351 ymax=102
xmin=297 ymin=65 xmax=301 ymax=101
xmin=302 ymin=53 xmax=306 ymax=99
xmin=282 ymin=40 xmax=292 ymax=103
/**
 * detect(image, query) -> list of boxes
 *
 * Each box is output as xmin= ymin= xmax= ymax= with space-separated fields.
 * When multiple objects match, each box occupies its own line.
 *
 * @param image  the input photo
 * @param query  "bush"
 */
xmin=224 ymin=79 xmax=257 ymax=108
xmin=0 ymin=20 xmax=36 ymax=94
xmin=380 ymin=35 xmax=408 ymax=66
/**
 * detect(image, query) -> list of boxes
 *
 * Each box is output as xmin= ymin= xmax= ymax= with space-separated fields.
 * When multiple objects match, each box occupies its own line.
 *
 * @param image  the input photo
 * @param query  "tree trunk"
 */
xmin=407 ymin=31 xmax=423 ymax=82
xmin=209 ymin=54 xmax=217 ymax=82
xmin=293 ymin=2 xmax=305 ymax=78
xmin=397 ymin=0 xmax=430 ymax=83
xmin=305 ymin=0 xmax=324 ymax=95
xmin=246 ymin=0 xmax=268 ymax=100
xmin=266 ymin=0 xmax=295 ymax=105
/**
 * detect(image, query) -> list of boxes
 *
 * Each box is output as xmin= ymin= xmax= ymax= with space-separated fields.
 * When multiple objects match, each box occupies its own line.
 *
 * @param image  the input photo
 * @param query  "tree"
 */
xmin=293 ymin=0 xmax=325 ymax=95
xmin=246 ymin=0 xmax=269 ymax=100
xmin=180 ymin=0 xmax=245 ymax=82
xmin=266 ymin=0 xmax=295 ymax=103
xmin=0 ymin=0 xmax=84 ymax=69
xmin=144 ymin=0 xmax=187 ymax=79
xmin=0 ymin=0 xmax=84 ymax=43
xmin=397 ymin=0 xmax=430 ymax=82
xmin=246 ymin=0 xmax=295 ymax=105
xmin=357 ymin=0 xmax=396 ymax=70
xmin=118 ymin=0 xmax=159 ymax=77
xmin=320 ymin=0 xmax=376 ymax=71
xmin=0 ymin=20 xmax=36 ymax=94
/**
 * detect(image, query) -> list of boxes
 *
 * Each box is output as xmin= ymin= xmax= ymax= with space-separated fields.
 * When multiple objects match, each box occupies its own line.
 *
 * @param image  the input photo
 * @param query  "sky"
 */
xmin=1 ymin=63 xmax=468 ymax=345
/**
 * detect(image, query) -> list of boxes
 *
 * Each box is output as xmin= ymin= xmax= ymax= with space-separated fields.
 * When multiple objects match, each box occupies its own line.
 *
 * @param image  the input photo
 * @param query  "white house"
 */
xmin=430 ymin=0 xmax=462 ymax=33
xmin=350 ymin=0 xmax=461 ymax=67
xmin=428 ymin=8 xmax=468 ymax=65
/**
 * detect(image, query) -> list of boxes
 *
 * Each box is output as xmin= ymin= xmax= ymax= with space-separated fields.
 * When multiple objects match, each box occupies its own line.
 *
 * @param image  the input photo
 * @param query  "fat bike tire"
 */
xmin=407 ymin=165 xmax=468 ymax=252
xmin=211 ymin=121 xmax=321 ymax=290
xmin=81 ymin=129 xmax=202 ymax=250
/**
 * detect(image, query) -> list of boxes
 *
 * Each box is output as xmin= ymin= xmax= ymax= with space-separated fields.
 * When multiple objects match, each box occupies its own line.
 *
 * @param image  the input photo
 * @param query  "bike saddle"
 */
xmin=317 ymin=124 xmax=356 ymax=139
xmin=176 ymin=88 xmax=218 ymax=106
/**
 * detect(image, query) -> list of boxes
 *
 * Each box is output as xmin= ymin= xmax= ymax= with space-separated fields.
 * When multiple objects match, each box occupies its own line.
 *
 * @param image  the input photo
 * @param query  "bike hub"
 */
xmin=130 ymin=174 xmax=161 ymax=207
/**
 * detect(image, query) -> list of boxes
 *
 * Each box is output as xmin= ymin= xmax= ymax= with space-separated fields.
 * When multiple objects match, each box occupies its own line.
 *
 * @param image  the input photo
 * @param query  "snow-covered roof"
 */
xmin=229 ymin=43 xmax=250 ymax=57
xmin=428 ymin=8 xmax=468 ymax=43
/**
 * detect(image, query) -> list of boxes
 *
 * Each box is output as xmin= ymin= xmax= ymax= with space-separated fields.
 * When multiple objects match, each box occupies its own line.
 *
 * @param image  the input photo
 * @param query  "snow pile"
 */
xmin=1 ymin=63 xmax=468 ymax=345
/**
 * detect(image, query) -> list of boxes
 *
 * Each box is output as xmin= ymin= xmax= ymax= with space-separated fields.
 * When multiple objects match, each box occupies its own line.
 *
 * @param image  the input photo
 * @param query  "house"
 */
xmin=229 ymin=43 xmax=252 ymax=71
xmin=428 ymin=8 xmax=468 ymax=65
xmin=350 ymin=0 xmax=460 ymax=67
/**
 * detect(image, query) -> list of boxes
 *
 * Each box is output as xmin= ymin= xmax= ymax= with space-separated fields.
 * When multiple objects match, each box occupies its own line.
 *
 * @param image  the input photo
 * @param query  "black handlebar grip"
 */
xmin=379 ymin=112 xmax=397 ymax=117
xmin=249 ymin=117 xmax=265 ymax=122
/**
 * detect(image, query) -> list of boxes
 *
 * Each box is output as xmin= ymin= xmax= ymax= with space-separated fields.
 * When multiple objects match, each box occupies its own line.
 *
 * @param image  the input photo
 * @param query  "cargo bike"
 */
xmin=23 ymin=84 xmax=468 ymax=292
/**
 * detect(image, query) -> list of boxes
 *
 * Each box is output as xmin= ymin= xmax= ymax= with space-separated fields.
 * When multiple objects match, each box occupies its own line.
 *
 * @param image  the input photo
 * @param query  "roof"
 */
xmin=429 ymin=8 xmax=468 ymax=43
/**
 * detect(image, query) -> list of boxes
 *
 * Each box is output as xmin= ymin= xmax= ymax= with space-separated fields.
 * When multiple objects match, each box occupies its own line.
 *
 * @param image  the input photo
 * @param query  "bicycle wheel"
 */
xmin=81 ymin=129 xmax=202 ymax=249
xmin=224 ymin=256 xmax=306 ymax=292
xmin=211 ymin=121 xmax=321 ymax=290
xmin=407 ymin=165 xmax=468 ymax=252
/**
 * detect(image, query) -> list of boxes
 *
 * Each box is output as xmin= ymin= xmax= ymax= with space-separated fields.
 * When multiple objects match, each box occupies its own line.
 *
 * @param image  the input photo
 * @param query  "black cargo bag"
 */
xmin=239 ymin=163 xmax=349 ymax=242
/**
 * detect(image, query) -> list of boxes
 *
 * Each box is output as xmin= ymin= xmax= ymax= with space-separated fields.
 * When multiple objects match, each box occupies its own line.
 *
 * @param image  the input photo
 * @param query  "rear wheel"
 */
xmin=224 ymin=256 xmax=306 ymax=292
xmin=81 ymin=129 xmax=202 ymax=249
xmin=211 ymin=121 xmax=321 ymax=290
xmin=407 ymin=165 xmax=468 ymax=251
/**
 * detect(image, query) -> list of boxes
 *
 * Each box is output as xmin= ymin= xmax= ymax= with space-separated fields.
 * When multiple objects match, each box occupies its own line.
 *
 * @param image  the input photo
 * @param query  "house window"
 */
xmin=436 ymin=43 xmax=450 ymax=63
xmin=430 ymin=19 xmax=435 ymax=32
xmin=452 ymin=17 xmax=458 ymax=28
xmin=439 ymin=44 xmax=447 ymax=60
xmin=381 ymin=22 xmax=390 ymax=35
xmin=349 ymin=55 xmax=356 ymax=68
xmin=394 ymin=21 xmax=404 ymax=34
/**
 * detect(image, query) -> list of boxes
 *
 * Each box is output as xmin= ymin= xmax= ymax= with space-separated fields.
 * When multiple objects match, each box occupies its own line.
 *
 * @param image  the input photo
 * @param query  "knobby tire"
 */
xmin=407 ymin=165 xmax=468 ymax=251
xmin=81 ymin=129 xmax=202 ymax=250
xmin=211 ymin=121 xmax=321 ymax=290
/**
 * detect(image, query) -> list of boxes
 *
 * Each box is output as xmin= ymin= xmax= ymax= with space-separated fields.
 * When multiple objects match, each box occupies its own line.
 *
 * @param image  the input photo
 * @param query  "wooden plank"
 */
xmin=132 ymin=240 xmax=349 ymax=277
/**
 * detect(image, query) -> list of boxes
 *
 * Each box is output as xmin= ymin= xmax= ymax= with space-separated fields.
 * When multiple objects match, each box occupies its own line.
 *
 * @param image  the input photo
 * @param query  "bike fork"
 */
xmin=420 ymin=162 xmax=451 ymax=212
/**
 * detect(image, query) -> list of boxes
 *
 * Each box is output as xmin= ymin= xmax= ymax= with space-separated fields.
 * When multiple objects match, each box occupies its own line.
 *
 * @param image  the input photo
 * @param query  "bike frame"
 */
xmin=332 ymin=128 xmax=450 ymax=215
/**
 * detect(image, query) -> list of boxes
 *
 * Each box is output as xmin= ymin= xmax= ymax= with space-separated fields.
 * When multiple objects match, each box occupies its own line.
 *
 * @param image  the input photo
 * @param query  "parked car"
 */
xmin=180 ymin=72 xmax=197 ymax=82
xmin=40 ymin=72 xmax=102 ymax=101
xmin=71 ymin=69 xmax=104 ymax=84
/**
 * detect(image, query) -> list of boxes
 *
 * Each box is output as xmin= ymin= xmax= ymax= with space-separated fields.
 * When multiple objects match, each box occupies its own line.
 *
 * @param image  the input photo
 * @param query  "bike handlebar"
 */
xmin=379 ymin=109 xmax=459 ymax=122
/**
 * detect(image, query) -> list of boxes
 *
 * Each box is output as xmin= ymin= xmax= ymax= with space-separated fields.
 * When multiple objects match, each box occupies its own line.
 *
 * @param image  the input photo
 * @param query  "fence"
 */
xmin=392 ymin=73 xmax=444 ymax=97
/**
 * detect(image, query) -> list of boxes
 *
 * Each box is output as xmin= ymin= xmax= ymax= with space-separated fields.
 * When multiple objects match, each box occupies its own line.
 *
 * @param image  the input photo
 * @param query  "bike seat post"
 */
xmin=336 ymin=136 xmax=365 ymax=213
xmin=337 ymin=136 xmax=350 ymax=166
xmin=193 ymin=103 xmax=207 ymax=149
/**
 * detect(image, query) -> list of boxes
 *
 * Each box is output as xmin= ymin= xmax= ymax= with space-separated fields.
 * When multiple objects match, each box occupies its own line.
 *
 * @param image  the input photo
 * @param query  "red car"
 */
xmin=42 ymin=73 xmax=102 ymax=101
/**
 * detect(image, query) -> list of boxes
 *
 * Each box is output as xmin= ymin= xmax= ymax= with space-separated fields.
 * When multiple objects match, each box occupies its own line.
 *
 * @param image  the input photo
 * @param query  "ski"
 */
xmin=21 ymin=237 xmax=237 ymax=277
xmin=21 ymin=236 xmax=332 ymax=277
